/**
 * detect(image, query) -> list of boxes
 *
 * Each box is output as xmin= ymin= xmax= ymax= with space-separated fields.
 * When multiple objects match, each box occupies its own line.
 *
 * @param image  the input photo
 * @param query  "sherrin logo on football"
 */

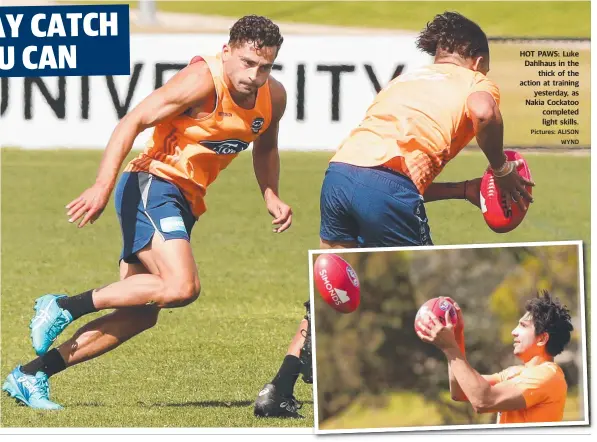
xmin=346 ymin=267 xmax=360 ymax=288
xmin=414 ymin=297 xmax=459 ymax=333
xmin=439 ymin=300 xmax=450 ymax=311
xmin=314 ymin=254 xmax=361 ymax=314
xmin=318 ymin=269 xmax=345 ymax=306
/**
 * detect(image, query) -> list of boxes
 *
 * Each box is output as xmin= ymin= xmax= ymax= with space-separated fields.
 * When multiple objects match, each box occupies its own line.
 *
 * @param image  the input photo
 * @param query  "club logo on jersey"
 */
xmin=251 ymin=117 xmax=265 ymax=134
xmin=200 ymin=139 xmax=250 ymax=155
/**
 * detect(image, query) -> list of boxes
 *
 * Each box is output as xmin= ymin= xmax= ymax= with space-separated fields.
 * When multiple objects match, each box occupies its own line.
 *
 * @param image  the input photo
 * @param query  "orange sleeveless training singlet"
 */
xmin=330 ymin=63 xmax=500 ymax=195
xmin=495 ymin=361 xmax=567 ymax=424
xmin=125 ymin=53 xmax=272 ymax=218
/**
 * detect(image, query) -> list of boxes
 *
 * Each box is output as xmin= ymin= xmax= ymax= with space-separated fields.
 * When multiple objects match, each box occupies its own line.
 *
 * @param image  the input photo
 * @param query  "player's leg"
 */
xmin=4 ymin=235 xmax=201 ymax=409
xmin=54 ymin=229 xmax=204 ymax=368
xmin=277 ymin=300 xmax=312 ymax=385
xmin=42 ymin=234 xmax=198 ymax=368
xmin=298 ymin=300 xmax=312 ymax=384
xmin=254 ymin=163 xmax=361 ymax=417
xmin=320 ymin=239 xmax=358 ymax=249
xmin=254 ymin=301 xmax=311 ymax=418
xmin=52 ymin=257 xmax=163 ymax=368
xmin=37 ymin=238 xmax=199 ymax=312
xmin=29 ymin=172 xmax=199 ymax=357
xmin=4 ymin=173 xmax=200 ymax=409
xmin=319 ymin=162 xmax=360 ymax=248
xmin=2 ymin=261 xmax=156 ymax=410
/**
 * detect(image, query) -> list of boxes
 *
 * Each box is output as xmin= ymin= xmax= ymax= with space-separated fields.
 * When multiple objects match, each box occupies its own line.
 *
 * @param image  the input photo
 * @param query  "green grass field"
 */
xmin=0 ymin=149 xmax=590 ymax=427
xmin=0 ymin=150 xmax=317 ymax=428
xmin=89 ymin=0 xmax=591 ymax=38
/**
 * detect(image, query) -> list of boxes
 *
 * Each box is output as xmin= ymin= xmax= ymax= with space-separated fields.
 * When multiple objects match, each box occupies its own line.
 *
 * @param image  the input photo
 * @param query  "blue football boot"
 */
xmin=30 ymin=294 xmax=73 ymax=356
xmin=2 ymin=366 xmax=62 ymax=410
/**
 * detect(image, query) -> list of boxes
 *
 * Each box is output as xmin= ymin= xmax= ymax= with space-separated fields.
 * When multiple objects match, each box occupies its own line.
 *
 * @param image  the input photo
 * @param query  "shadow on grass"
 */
xmin=141 ymin=400 xmax=314 ymax=408
xmin=68 ymin=402 xmax=105 ymax=407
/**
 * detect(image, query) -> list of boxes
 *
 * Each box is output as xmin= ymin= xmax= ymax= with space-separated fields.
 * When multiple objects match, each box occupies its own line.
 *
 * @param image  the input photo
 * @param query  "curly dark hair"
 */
xmin=416 ymin=12 xmax=489 ymax=58
xmin=525 ymin=290 xmax=573 ymax=357
xmin=229 ymin=15 xmax=284 ymax=51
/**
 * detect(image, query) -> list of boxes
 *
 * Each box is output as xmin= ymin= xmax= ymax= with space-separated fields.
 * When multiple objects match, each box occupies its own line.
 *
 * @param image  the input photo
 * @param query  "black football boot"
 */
xmin=254 ymin=383 xmax=303 ymax=418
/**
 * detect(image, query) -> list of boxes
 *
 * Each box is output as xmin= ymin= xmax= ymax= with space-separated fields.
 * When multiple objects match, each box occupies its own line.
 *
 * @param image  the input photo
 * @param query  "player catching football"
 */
xmin=255 ymin=10 xmax=536 ymax=420
xmin=320 ymin=11 xmax=535 ymax=249
xmin=3 ymin=15 xmax=295 ymax=412
xmin=417 ymin=291 xmax=573 ymax=423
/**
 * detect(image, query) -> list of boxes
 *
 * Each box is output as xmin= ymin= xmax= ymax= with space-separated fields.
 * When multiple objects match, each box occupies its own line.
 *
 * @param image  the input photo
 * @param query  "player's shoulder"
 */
xmin=542 ymin=361 xmax=566 ymax=378
xmin=465 ymin=69 xmax=500 ymax=104
xmin=470 ymin=70 xmax=498 ymax=88
xmin=267 ymin=75 xmax=287 ymax=119
xmin=268 ymin=75 xmax=287 ymax=102
xmin=166 ymin=56 xmax=215 ymax=97
xmin=185 ymin=56 xmax=213 ymax=80
xmin=524 ymin=361 xmax=565 ymax=383
xmin=500 ymin=364 xmax=525 ymax=381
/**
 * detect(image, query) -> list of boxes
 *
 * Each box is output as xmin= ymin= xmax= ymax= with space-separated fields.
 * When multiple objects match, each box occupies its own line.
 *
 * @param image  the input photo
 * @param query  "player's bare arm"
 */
xmin=66 ymin=61 xmax=215 ymax=228
xmin=417 ymin=303 xmax=502 ymax=403
xmin=436 ymin=297 xmax=491 ymax=402
xmin=451 ymin=373 xmax=503 ymax=402
xmin=423 ymin=178 xmax=482 ymax=208
xmin=468 ymin=91 xmax=535 ymax=211
xmin=441 ymin=298 xmax=469 ymax=401
xmin=445 ymin=348 xmax=527 ymax=412
xmin=417 ymin=310 xmax=526 ymax=412
xmin=252 ymin=77 xmax=292 ymax=233
xmin=468 ymin=91 xmax=505 ymax=169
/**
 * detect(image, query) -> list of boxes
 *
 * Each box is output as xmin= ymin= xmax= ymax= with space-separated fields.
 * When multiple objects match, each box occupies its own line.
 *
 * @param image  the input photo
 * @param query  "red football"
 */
xmin=414 ymin=297 xmax=458 ymax=334
xmin=480 ymin=150 xmax=533 ymax=233
xmin=313 ymin=254 xmax=361 ymax=314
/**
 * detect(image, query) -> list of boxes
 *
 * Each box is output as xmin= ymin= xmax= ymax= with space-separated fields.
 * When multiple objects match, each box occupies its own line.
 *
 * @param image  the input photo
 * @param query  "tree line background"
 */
xmin=314 ymin=245 xmax=586 ymax=429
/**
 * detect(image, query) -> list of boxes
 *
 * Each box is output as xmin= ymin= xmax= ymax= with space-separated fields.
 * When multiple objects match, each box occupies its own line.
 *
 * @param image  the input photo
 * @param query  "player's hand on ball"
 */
xmin=416 ymin=310 xmax=459 ymax=351
xmin=66 ymin=183 xmax=112 ymax=228
xmin=493 ymin=159 xmax=535 ymax=212
xmin=441 ymin=297 xmax=464 ymax=339
xmin=464 ymin=178 xmax=482 ymax=209
xmin=265 ymin=194 xmax=293 ymax=233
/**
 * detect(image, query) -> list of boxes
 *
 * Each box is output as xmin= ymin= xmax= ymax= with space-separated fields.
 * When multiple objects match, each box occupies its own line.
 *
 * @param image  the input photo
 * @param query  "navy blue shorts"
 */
xmin=319 ymin=162 xmax=432 ymax=247
xmin=114 ymin=172 xmax=196 ymax=264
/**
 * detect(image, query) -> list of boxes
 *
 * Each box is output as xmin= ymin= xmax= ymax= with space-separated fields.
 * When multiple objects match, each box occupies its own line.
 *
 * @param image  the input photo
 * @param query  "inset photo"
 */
xmin=310 ymin=241 xmax=588 ymax=433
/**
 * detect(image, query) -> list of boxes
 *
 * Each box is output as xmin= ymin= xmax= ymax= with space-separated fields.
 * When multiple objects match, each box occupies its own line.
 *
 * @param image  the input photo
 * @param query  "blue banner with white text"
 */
xmin=0 ymin=4 xmax=130 ymax=78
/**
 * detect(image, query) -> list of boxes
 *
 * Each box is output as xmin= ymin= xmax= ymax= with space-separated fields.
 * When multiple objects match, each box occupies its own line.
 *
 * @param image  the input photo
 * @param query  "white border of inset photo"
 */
xmin=309 ymin=240 xmax=589 ymax=434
